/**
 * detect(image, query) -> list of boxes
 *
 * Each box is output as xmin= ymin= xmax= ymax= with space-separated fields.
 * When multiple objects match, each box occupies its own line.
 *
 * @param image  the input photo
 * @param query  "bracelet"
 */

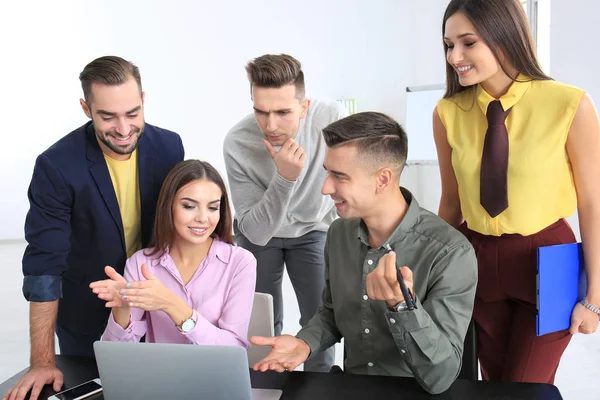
xmin=580 ymin=299 xmax=600 ymax=315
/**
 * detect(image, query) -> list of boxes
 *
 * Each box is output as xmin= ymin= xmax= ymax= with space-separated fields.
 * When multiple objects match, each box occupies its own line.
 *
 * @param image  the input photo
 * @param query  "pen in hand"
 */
xmin=385 ymin=244 xmax=416 ymax=310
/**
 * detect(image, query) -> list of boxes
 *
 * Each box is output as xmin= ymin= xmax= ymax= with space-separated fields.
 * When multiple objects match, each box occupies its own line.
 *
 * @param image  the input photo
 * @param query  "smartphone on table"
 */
xmin=48 ymin=378 xmax=102 ymax=400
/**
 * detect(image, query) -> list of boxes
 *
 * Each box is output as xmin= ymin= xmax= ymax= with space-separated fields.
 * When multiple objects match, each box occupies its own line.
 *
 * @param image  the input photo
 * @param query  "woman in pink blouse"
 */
xmin=90 ymin=160 xmax=257 ymax=348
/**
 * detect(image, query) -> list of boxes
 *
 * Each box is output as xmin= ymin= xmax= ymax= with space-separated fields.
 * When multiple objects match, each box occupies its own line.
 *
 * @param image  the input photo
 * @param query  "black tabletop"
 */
xmin=0 ymin=356 xmax=563 ymax=400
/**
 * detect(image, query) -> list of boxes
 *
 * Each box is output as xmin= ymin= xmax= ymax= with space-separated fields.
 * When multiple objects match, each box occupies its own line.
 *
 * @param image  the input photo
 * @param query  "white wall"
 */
xmin=0 ymin=0 xmax=420 ymax=240
xmin=3 ymin=1 xmax=593 ymax=241
xmin=400 ymin=1 xmax=448 ymax=213
xmin=550 ymin=0 xmax=600 ymax=101
xmin=537 ymin=0 xmax=600 ymax=240
xmin=405 ymin=1 xmax=448 ymax=87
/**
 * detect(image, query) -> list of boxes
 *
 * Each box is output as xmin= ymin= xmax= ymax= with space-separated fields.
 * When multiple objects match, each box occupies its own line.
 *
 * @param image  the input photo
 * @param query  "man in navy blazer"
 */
xmin=5 ymin=56 xmax=184 ymax=400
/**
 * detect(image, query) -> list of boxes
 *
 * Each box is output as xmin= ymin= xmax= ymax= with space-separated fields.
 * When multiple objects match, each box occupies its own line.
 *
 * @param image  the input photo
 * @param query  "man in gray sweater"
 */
xmin=223 ymin=54 xmax=347 ymax=372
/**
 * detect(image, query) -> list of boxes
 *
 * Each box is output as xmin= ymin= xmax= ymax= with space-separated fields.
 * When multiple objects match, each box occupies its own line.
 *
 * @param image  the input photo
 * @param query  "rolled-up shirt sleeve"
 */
xmin=22 ymin=154 xmax=73 ymax=302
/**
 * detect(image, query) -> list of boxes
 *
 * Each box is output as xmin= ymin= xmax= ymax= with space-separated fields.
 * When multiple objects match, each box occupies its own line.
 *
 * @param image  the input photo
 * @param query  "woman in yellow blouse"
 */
xmin=434 ymin=0 xmax=600 ymax=383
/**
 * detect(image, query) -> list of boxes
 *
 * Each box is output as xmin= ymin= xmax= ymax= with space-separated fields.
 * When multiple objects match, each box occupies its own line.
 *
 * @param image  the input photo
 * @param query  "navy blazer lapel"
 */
xmin=85 ymin=123 xmax=126 ymax=253
xmin=138 ymin=130 xmax=155 ymax=247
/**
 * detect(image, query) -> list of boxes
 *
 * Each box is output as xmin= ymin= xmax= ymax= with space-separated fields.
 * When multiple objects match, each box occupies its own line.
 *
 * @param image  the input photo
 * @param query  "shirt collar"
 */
xmin=211 ymin=238 xmax=232 ymax=263
xmin=158 ymin=237 xmax=231 ymax=266
xmin=357 ymin=187 xmax=421 ymax=249
xmin=476 ymin=73 xmax=531 ymax=115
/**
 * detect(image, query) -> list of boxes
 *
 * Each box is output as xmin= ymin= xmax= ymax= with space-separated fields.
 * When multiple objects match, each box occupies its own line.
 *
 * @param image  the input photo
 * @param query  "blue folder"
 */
xmin=536 ymin=242 xmax=587 ymax=336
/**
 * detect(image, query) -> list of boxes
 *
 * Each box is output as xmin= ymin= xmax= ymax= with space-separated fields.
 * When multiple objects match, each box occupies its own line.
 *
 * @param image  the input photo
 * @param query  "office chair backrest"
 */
xmin=458 ymin=318 xmax=479 ymax=380
xmin=247 ymin=292 xmax=275 ymax=366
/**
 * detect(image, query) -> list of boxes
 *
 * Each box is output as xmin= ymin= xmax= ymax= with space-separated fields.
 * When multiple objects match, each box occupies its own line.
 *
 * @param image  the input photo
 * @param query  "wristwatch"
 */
xmin=177 ymin=311 xmax=197 ymax=333
xmin=387 ymin=301 xmax=408 ymax=312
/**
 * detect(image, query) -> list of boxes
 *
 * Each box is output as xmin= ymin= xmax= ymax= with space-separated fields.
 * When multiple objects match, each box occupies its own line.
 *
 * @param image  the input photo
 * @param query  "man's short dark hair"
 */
xmin=245 ymin=54 xmax=305 ymax=99
xmin=79 ymin=55 xmax=142 ymax=105
xmin=322 ymin=112 xmax=408 ymax=174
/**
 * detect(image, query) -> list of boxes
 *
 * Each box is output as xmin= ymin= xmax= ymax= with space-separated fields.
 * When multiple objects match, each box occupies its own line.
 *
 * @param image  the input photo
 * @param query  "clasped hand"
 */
xmin=570 ymin=301 xmax=600 ymax=335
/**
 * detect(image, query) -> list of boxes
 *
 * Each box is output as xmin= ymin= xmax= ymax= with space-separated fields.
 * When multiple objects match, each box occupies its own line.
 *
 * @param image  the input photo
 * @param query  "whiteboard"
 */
xmin=405 ymin=85 xmax=445 ymax=161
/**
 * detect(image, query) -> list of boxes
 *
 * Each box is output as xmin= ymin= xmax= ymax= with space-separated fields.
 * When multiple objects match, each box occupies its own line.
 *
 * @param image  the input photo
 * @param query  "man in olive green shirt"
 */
xmin=250 ymin=112 xmax=477 ymax=394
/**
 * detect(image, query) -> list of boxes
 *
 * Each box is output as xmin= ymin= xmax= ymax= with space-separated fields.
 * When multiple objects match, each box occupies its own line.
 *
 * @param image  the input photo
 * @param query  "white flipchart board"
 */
xmin=405 ymin=85 xmax=445 ymax=162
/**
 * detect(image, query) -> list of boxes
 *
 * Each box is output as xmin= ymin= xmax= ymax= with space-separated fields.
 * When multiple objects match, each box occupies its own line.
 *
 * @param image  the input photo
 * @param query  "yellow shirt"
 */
xmin=437 ymin=75 xmax=584 ymax=236
xmin=104 ymin=150 xmax=142 ymax=257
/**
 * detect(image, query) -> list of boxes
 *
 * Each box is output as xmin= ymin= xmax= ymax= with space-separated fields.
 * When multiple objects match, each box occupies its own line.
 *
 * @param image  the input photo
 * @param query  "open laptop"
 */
xmin=94 ymin=341 xmax=282 ymax=400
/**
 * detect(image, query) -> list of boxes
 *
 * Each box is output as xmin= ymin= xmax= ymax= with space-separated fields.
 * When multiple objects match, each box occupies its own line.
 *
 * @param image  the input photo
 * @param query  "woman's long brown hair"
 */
xmin=145 ymin=160 xmax=234 ymax=257
xmin=442 ymin=0 xmax=551 ymax=99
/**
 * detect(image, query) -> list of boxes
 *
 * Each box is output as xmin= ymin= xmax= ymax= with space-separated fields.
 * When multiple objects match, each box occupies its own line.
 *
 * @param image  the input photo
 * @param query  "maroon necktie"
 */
xmin=480 ymin=100 xmax=511 ymax=218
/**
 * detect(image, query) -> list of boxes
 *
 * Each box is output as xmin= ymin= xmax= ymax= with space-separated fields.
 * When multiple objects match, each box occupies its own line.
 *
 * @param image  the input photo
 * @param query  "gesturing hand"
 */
xmin=250 ymin=335 xmax=311 ymax=373
xmin=119 ymin=264 xmax=176 ymax=312
xmin=90 ymin=266 xmax=129 ymax=308
xmin=366 ymin=250 xmax=414 ymax=308
xmin=263 ymin=138 xmax=306 ymax=181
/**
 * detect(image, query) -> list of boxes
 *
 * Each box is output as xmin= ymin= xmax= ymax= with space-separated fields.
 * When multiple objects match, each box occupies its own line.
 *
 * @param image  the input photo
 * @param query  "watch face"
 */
xmin=181 ymin=318 xmax=196 ymax=332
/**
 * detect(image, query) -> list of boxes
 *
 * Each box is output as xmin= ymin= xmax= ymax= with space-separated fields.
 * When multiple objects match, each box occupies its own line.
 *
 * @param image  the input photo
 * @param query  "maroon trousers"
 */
xmin=460 ymin=219 xmax=575 ymax=383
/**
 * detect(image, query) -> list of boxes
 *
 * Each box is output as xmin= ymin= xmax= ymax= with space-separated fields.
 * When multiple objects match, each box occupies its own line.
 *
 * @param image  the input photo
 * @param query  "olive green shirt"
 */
xmin=296 ymin=188 xmax=477 ymax=394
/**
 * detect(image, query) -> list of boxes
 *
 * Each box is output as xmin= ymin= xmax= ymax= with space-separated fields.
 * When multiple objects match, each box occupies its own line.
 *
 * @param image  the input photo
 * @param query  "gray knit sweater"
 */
xmin=223 ymin=99 xmax=348 ymax=246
